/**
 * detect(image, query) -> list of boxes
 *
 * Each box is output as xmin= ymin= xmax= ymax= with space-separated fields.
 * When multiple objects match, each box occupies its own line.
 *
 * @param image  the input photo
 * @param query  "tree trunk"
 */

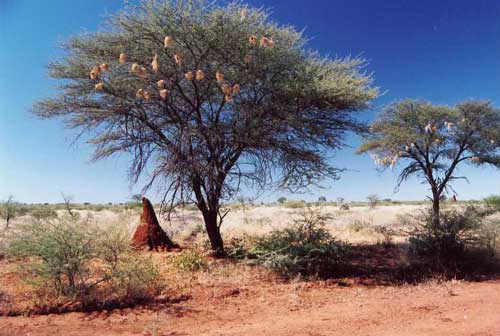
xmin=432 ymin=193 xmax=441 ymax=229
xmin=201 ymin=208 xmax=225 ymax=257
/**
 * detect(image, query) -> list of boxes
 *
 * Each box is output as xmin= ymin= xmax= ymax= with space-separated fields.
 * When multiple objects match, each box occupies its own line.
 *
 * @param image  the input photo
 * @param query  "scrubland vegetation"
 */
xmin=2 ymin=0 xmax=500 ymax=334
xmin=1 ymin=197 xmax=500 ymax=318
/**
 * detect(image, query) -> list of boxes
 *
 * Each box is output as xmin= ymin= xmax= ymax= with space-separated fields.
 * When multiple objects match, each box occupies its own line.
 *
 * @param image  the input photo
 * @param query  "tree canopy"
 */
xmin=34 ymin=0 xmax=378 ymax=254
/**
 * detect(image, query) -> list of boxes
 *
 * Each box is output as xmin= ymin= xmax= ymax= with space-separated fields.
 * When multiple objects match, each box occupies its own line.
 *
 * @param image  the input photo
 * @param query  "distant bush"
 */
xmin=6 ymin=218 xmax=164 ymax=308
xmin=484 ymin=195 xmax=500 ymax=212
xmin=169 ymin=248 xmax=207 ymax=272
xmin=31 ymin=207 xmax=58 ymax=220
xmin=373 ymin=225 xmax=396 ymax=248
xmin=348 ymin=219 xmax=371 ymax=233
xmin=277 ymin=197 xmax=287 ymax=204
xmin=366 ymin=194 xmax=380 ymax=209
xmin=248 ymin=208 xmax=347 ymax=277
xmin=283 ymin=200 xmax=306 ymax=209
xmin=339 ymin=203 xmax=350 ymax=211
xmin=317 ymin=196 xmax=327 ymax=203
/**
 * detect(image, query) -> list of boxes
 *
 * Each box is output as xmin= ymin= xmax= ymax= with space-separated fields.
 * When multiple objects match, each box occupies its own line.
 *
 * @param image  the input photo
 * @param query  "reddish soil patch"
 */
xmin=1 ymin=245 xmax=499 ymax=335
xmin=1 ymin=256 xmax=500 ymax=336
xmin=1 ymin=279 xmax=499 ymax=335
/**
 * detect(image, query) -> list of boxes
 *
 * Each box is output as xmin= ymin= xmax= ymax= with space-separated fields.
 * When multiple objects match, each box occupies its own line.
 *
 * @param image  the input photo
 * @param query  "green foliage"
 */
xmin=277 ymin=197 xmax=288 ymax=204
xmin=170 ymin=248 xmax=207 ymax=272
xmin=484 ymin=195 xmax=500 ymax=212
xmin=6 ymin=218 xmax=163 ymax=306
xmin=31 ymin=207 xmax=58 ymax=220
xmin=107 ymin=254 xmax=165 ymax=302
xmin=407 ymin=206 xmax=484 ymax=260
xmin=33 ymin=0 xmax=378 ymax=254
xmin=359 ymin=99 xmax=500 ymax=246
xmin=225 ymin=235 xmax=254 ymax=259
xmin=249 ymin=208 xmax=347 ymax=277
xmin=359 ymin=100 xmax=500 ymax=190
xmin=0 ymin=195 xmax=18 ymax=227
xmin=479 ymin=218 xmax=500 ymax=257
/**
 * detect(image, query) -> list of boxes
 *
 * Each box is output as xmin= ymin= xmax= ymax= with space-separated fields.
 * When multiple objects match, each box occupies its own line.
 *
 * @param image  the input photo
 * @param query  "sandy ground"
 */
xmin=2 ymin=277 xmax=499 ymax=336
xmin=1 ymin=204 xmax=499 ymax=335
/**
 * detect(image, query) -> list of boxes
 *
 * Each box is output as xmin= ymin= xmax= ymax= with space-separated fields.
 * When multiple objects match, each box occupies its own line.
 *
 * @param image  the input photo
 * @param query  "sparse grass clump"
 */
xmin=6 ymin=217 xmax=164 ymax=311
xmin=283 ymin=200 xmax=306 ymax=209
xmin=348 ymin=219 xmax=371 ymax=233
xmin=248 ymin=208 xmax=348 ymax=278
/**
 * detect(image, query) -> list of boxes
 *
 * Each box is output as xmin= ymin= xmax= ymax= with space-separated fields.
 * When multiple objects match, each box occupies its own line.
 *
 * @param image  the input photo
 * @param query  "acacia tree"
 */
xmin=0 ymin=195 xmax=17 ymax=229
xmin=35 ymin=1 xmax=378 ymax=256
xmin=358 ymin=100 xmax=500 ymax=228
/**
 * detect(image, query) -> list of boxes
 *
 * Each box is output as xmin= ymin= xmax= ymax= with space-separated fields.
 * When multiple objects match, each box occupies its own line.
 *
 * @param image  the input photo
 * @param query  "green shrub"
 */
xmin=249 ymin=208 xmax=347 ymax=277
xmin=225 ymin=235 xmax=254 ymax=259
xmin=31 ymin=207 xmax=58 ymax=220
xmin=170 ymin=248 xmax=207 ymax=272
xmin=485 ymin=195 xmax=500 ymax=212
xmin=6 ymin=218 xmax=164 ymax=307
xmin=407 ymin=206 xmax=484 ymax=261
xmin=478 ymin=218 xmax=500 ymax=257
xmin=277 ymin=197 xmax=287 ymax=204
xmin=107 ymin=254 xmax=165 ymax=302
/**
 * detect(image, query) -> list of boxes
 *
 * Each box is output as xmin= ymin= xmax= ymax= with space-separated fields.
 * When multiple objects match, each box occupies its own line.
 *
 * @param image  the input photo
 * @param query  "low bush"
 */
xmin=169 ymin=248 xmax=207 ymax=272
xmin=373 ymin=225 xmax=396 ymax=248
xmin=225 ymin=235 xmax=255 ymax=259
xmin=31 ymin=207 xmax=58 ymax=220
xmin=484 ymin=195 xmax=500 ymax=212
xmin=348 ymin=219 xmax=371 ymax=232
xmin=479 ymin=218 xmax=500 ymax=257
xmin=6 ymin=217 xmax=164 ymax=309
xmin=407 ymin=205 xmax=493 ymax=264
xmin=248 ymin=208 xmax=348 ymax=277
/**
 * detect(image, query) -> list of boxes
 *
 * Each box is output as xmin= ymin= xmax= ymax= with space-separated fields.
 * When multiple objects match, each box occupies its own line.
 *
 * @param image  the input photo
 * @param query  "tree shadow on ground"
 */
xmin=333 ymin=243 xmax=500 ymax=286
xmin=0 ymin=294 xmax=193 ymax=317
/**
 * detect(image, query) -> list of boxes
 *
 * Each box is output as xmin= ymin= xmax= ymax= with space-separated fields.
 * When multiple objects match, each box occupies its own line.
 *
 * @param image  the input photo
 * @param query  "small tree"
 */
xmin=358 ymin=100 xmax=500 ymax=228
xmin=366 ymin=194 xmax=380 ymax=209
xmin=34 ymin=1 xmax=377 ymax=256
xmin=318 ymin=196 xmax=327 ymax=203
xmin=0 ymin=195 xmax=17 ymax=229
xmin=277 ymin=197 xmax=288 ymax=204
xmin=131 ymin=194 xmax=143 ymax=203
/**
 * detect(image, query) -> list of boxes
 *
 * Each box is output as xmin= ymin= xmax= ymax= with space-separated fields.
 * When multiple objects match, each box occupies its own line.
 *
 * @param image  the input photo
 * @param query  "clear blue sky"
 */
xmin=1 ymin=0 xmax=499 ymax=204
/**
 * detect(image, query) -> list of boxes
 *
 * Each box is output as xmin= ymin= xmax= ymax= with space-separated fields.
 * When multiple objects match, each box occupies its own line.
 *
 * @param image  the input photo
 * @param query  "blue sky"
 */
xmin=0 ymin=0 xmax=499 ymax=204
